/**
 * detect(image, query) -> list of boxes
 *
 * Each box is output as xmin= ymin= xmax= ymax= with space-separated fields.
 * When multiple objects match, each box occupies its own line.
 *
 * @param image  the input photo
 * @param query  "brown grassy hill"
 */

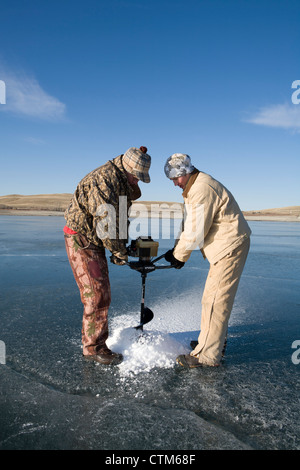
xmin=0 ymin=194 xmax=299 ymax=221
xmin=243 ymin=206 xmax=300 ymax=221
xmin=0 ymin=194 xmax=184 ymax=211
xmin=0 ymin=194 xmax=72 ymax=212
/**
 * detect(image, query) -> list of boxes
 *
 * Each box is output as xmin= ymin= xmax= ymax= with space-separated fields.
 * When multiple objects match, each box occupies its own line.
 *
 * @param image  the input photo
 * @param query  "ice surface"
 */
xmin=106 ymin=287 xmax=203 ymax=377
xmin=0 ymin=216 xmax=300 ymax=450
xmin=0 ymin=366 xmax=251 ymax=450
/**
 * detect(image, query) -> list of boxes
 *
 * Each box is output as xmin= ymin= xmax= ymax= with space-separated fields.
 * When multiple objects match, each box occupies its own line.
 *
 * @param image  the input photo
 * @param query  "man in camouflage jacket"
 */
xmin=64 ymin=146 xmax=151 ymax=365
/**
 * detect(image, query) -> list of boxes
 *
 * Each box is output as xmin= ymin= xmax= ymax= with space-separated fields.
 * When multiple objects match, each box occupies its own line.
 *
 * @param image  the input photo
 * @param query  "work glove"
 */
xmin=164 ymin=249 xmax=185 ymax=269
xmin=110 ymin=254 xmax=127 ymax=266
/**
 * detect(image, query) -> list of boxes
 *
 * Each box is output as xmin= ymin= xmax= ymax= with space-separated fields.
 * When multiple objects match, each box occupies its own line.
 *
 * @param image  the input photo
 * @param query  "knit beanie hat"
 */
xmin=164 ymin=153 xmax=195 ymax=179
xmin=123 ymin=146 xmax=151 ymax=183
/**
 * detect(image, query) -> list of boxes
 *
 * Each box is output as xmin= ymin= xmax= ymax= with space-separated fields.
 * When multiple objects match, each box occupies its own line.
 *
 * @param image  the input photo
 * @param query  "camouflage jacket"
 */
xmin=64 ymin=155 xmax=141 ymax=258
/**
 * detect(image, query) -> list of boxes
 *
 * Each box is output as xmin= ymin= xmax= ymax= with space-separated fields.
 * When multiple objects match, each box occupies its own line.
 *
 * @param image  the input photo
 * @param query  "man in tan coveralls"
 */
xmin=64 ymin=146 xmax=151 ymax=365
xmin=164 ymin=154 xmax=251 ymax=368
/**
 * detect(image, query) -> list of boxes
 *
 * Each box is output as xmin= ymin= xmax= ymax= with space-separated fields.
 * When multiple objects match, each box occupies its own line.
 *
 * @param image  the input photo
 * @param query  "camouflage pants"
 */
xmin=64 ymin=233 xmax=111 ymax=356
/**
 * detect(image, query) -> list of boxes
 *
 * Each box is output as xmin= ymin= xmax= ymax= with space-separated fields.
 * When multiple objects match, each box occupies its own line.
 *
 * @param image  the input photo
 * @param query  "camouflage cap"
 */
xmin=164 ymin=153 xmax=195 ymax=179
xmin=123 ymin=146 xmax=151 ymax=183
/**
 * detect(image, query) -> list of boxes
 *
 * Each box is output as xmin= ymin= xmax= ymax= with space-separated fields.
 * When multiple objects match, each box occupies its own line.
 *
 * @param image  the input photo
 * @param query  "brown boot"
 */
xmin=176 ymin=354 xmax=220 ymax=368
xmin=84 ymin=348 xmax=123 ymax=365
xmin=176 ymin=354 xmax=203 ymax=368
xmin=190 ymin=336 xmax=227 ymax=358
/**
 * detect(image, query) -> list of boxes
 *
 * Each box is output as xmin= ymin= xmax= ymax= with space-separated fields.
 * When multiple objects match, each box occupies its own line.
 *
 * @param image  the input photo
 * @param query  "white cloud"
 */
xmin=246 ymin=103 xmax=300 ymax=132
xmin=0 ymin=69 xmax=66 ymax=120
xmin=24 ymin=136 xmax=46 ymax=145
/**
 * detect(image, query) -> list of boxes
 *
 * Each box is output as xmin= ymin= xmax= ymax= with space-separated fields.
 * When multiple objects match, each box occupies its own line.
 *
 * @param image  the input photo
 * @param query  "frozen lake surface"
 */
xmin=0 ymin=215 xmax=299 ymax=450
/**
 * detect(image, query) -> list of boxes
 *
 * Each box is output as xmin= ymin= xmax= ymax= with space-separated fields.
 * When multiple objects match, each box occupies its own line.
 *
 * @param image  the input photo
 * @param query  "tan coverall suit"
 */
xmin=173 ymin=170 xmax=251 ymax=365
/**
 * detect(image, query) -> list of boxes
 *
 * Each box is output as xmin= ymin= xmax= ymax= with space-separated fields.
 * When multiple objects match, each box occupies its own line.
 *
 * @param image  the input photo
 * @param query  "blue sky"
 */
xmin=0 ymin=0 xmax=299 ymax=210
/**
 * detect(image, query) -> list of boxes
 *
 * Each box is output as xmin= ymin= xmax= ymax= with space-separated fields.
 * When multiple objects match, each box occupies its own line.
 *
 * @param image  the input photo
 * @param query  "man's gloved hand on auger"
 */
xmin=164 ymin=249 xmax=185 ymax=269
xmin=110 ymin=253 xmax=128 ymax=266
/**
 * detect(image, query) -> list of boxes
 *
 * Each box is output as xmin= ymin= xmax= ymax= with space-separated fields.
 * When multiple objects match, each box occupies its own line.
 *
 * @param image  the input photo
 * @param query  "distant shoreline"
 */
xmin=0 ymin=194 xmax=299 ymax=222
xmin=0 ymin=209 xmax=299 ymax=222
xmin=243 ymin=215 xmax=300 ymax=222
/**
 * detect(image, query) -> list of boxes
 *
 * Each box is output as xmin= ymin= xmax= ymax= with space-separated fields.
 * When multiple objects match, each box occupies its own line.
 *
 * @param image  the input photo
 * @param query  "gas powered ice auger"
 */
xmin=126 ymin=237 xmax=173 ymax=330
